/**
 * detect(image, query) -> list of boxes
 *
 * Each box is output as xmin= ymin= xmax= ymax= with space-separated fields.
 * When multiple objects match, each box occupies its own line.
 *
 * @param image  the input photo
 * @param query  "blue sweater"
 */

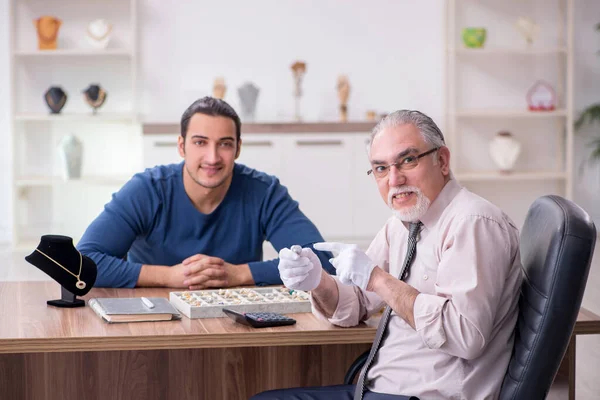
xmin=77 ymin=162 xmax=335 ymax=287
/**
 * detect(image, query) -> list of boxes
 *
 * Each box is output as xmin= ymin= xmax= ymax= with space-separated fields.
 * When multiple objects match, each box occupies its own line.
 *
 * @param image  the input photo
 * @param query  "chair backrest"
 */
xmin=499 ymin=195 xmax=596 ymax=399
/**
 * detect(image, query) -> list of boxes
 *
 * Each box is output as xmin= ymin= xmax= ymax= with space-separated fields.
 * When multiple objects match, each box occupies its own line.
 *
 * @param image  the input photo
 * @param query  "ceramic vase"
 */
xmin=462 ymin=27 xmax=487 ymax=48
xmin=489 ymin=131 xmax=521 ymax=172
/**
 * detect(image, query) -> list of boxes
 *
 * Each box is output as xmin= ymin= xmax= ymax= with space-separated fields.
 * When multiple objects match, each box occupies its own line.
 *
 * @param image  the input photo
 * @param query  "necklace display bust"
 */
xmin=25 ymin=235 xmax=97 ymax=307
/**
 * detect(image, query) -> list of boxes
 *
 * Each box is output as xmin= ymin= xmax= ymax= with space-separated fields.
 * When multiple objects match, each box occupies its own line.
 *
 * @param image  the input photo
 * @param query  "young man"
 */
xmin=255 ymin=110 xmax=523 ymax=400
xmin=78 ymin=96 xmax=334 ymax=289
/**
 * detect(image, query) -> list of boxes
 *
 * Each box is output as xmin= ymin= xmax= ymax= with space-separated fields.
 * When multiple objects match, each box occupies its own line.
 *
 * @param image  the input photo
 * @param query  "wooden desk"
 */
xmin=0 ymin=282 xmax=376 ymax=400
xmin=1 ymin=282 xmax=598 ymax=400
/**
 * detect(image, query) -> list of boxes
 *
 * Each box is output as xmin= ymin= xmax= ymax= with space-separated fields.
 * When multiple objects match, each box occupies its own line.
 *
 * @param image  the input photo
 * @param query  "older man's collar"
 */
xmin=419 ymin=179 xmax=462 ymax=230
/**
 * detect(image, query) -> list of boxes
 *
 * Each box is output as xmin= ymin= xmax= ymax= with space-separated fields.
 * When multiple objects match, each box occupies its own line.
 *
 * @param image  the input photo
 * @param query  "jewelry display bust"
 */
xmin=25 ymin=235 xmax=97 ymax=307
xmin=82 ymin=84 xmax=107 ymax=114
xmin=86 ymin=19 xmax=112 ymax=49
xmin=44 ymin=86 xmax=68 ymax=114
xmin=33 ymin=16 xmax=62 ymax=50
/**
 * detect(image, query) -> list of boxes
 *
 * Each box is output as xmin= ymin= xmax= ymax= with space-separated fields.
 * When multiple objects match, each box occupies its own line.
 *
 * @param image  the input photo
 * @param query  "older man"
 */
xmin=253 ymin=110 xmax=523 ymax=400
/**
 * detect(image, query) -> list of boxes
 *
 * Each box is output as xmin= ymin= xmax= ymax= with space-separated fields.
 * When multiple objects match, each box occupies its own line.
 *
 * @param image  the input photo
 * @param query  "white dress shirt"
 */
xmin=312 ymin=179 xmax=523 ymax=400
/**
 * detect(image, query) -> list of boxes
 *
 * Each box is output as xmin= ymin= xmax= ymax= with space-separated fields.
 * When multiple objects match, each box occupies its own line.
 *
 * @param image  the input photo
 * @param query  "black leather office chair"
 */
xmin=344 ymin=195 xmax=596 ymax=400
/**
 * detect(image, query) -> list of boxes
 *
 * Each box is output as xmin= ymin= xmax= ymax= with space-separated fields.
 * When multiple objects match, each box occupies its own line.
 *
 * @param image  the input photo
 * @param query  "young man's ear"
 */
xmin=235 ymin=138 xmax=242 ymax=159
xmin=177 ymin=135 xmax=185 ymax=158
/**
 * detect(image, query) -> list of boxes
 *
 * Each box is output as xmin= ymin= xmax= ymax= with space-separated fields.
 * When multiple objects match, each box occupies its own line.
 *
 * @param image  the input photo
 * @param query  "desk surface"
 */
xmin=2 ymin=281 xmax=599 ymax=355
xmin=0 ymin=282 xmax=379 ymax=354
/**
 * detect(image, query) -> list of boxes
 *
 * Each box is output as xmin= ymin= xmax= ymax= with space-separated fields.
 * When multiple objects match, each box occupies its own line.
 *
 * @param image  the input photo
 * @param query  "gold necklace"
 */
xmin=85 ymin=88 xmax=106 ymax=108
xmin=35 ymin=249 xmax=86 ymax=290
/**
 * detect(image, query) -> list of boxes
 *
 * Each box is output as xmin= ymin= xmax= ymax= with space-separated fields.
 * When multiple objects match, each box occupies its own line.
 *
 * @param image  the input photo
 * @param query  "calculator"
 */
xmin=222 ymin=307 xmax=296 ymax=328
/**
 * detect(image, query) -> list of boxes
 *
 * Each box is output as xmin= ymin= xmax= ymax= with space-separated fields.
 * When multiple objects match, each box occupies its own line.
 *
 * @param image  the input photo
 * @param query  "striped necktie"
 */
xmin=354 ymin=221 xmax=423 ymax=400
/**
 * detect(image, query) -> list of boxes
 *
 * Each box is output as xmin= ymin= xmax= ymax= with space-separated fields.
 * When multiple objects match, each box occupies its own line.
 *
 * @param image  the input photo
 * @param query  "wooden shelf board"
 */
xmin=456 ymin=171 xmax=567 ymax=181
xmin=14 ymin=49 xmax=133 ymax=57
xmin=143 ymin=121 xmax=378 ymax=135
xmin=15 ymin=112 xmax=136 ymax=122
xmin=15 ymin=176 xmax=130 ymax=187
xmin=450 ymin=47 xmax=568 ymax=55
xmin=454 ymin=109 xmax=567 ymax=118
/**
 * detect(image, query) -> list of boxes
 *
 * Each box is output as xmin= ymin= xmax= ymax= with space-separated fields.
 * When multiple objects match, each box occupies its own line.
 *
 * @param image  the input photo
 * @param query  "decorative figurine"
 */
xmin=291 ymin=61 xmax=307 ymax=121
xmin=82 ymin=84 xmax=107 ymax=114
xmin=213 ymin=77 xmax=227 ymax=99
xmin=337 ymin=75 xmax=351 ymax=122
xmin=237 ymin=82 xmax=260 ymax=121
xmin=489 ymin=131 xmax=522 ymax=173
xmin=34 ymin=16 xmax=62 ymax=50
xmin=44 ymin=86 xmax=68 ymax=114
xmin=527 ymin=80 xmax=556 ymax=111
xmin=462 ymin=27 xmax=487 ymax=49
xmin=58 ymin=135 xmax=83 ymax=180
xmin=515 ymin=17 xmax=540 ymax=45
xmin=86 ymin=19 xmax=112 ymax=49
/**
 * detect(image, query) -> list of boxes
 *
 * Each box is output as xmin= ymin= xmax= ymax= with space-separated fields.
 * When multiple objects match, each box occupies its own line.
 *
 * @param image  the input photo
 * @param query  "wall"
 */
xmin=0 ymin=0 xmax=11 ymax=245
xmin=139 ymin=0 xmax=445 ymax=123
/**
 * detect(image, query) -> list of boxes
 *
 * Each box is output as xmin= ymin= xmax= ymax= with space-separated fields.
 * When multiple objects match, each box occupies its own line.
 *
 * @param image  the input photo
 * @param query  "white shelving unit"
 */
xmin=9 ymin=0 xmax=141 ymax=249
xmin=446 ymin=0 xmax=574 ymax=226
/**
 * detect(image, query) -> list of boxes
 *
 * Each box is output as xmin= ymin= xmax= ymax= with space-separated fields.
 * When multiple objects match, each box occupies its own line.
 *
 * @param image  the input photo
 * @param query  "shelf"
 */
xmin=144 ymin=121 xmax=378 ymax=135
xmin=450 ymin=47 xmax=568 ymax=55
xmin=15 ymin=176 xmax=130 ymax=187
xmin=14 ymin=49 xmax=133 ymax=57
xmin=15 ymin=112 xmax=137 ymax=123
xmin=454 ymin=109 xmax=567 ymax=118
xmin=456 ymin=171 xmax=567 ymax=182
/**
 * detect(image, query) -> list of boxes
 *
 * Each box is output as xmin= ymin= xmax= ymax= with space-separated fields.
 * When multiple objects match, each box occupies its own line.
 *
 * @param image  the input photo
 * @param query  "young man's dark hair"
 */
xmin=180 ymin=96 xmax=242 ymax=142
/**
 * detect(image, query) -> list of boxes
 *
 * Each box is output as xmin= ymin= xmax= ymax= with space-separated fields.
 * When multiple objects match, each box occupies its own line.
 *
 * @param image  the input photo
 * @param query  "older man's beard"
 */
xmin=387 ymin=186 xmax=431 ymax=222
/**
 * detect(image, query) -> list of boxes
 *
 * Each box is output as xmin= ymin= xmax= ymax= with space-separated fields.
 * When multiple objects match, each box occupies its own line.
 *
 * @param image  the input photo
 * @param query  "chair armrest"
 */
xmin=344 ymin=349 xmax=370 ymax=385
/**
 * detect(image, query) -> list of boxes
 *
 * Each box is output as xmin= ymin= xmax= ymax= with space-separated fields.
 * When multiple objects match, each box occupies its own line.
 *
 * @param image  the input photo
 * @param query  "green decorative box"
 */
xmin=462 ymin=27 xmax=487 ymax=48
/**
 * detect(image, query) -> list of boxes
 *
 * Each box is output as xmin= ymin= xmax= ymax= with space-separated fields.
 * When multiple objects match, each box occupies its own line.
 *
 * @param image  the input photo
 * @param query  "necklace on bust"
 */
xmin=35 ymin=248 xmax=86 ymax=289
xmin=86 ymin=88 xmax=106 ymax=108
xmin=45 ymin=91 xmax=66 ymax=110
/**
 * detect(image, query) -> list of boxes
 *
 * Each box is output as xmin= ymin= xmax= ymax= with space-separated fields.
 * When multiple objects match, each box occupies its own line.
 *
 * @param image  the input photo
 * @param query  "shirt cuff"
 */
xmin=311 ymin=278 xmax=360 ymax=327
xmin=126 ymin=262 xmax=143 ymax=288
xmin=414 ymin=293 xmax=450 ymax=349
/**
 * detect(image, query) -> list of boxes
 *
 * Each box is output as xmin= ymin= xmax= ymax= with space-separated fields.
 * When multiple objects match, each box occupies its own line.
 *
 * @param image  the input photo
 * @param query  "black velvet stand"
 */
xmin=25 ymin=235 xmax=97 ymax=308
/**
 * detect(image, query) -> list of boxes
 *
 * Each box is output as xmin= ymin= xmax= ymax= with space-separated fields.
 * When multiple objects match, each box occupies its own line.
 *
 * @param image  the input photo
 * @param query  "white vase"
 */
xmin=58 ymin=135 xmax=83 ymax=180
xmin=85 ymin=19 xmax=112 ymax=49
xmin=489 ymin=132 xmax=521 ymax=172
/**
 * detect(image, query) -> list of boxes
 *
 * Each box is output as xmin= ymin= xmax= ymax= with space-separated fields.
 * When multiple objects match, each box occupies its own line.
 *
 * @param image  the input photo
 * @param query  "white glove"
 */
xmin=314 ymin=242 xmax=376 ymax=291
xmin=277 ymin=245 xmax=323 ymax=291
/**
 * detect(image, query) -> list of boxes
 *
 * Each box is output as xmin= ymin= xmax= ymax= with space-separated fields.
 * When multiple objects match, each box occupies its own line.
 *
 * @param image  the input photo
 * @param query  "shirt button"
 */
xmin=423 ymin=274 xmax=429 ymax=280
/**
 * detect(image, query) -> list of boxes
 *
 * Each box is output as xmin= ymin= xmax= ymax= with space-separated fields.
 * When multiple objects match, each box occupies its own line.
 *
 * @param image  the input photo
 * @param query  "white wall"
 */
xmin=0 ymin=0 xmax=598 ymax=242
xmin=0 ymin=0 xmax=11 ymax=245
xmin=139 ymin=0 xmax=445 ymax=123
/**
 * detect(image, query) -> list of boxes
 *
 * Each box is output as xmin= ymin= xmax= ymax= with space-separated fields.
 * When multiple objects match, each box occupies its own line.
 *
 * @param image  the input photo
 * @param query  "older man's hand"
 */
xmin=313 ymin=242 xmax=376 ymax=291
xmin=278 ymin=245 xmax=323 ymax=291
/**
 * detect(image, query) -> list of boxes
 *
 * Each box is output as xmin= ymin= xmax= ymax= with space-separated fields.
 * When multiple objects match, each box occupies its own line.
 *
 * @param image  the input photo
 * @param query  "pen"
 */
xmin=141 ymin=297 xmax=155 ymax=309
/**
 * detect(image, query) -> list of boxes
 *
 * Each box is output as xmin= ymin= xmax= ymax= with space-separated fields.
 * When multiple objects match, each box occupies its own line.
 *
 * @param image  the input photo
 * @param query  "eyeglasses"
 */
xmin=367 ymin=147 xmax=440 ymax=179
